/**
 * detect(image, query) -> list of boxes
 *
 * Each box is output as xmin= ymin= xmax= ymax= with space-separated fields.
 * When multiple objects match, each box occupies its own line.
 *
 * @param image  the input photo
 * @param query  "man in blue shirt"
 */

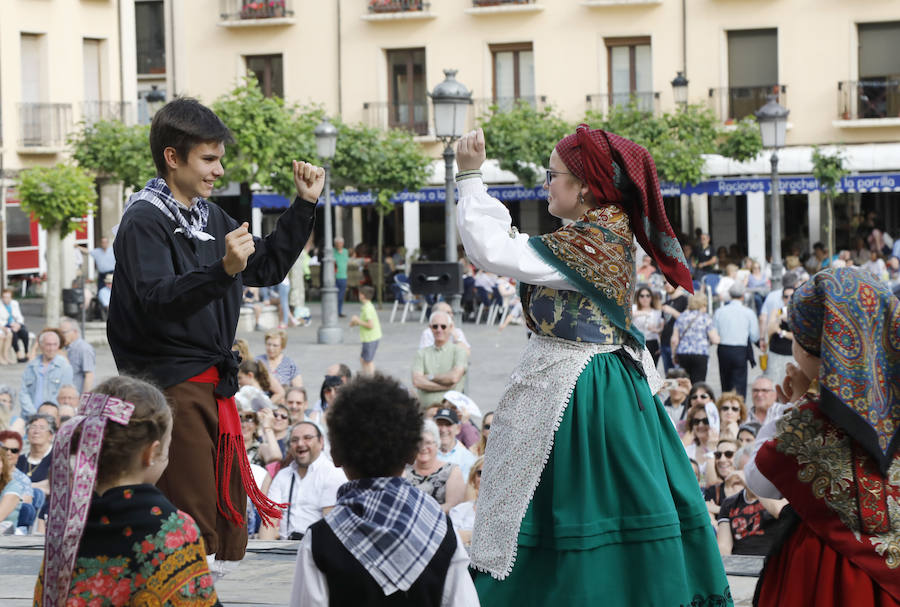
xmin=713 ymin=284 xmax=759 ymax=399
xmin=89 ymin=236 xmax=116 ymax=285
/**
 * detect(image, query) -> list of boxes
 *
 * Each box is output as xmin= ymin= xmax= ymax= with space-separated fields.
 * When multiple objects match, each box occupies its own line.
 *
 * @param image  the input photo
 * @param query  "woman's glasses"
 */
xmin=690 ymin=393 xmax=711 ymax=401
xmin=273 ymin=412 xmax=290 ymax=420
xmin=545 ymin=170 xmax=571 ymax=184
xmin=240 ymin=414 xmax=257 ymax=423
xmin=0 ymin=445 xmax=20 ymax=454
xmin=482 ymin=424 xmax=491 ymax=430
xmin=691 ymin=417 xmax=710 ymax=427
xmin=720 ymin=405 xmax=740 ymax=413
xmin=475 ymin=469 xmax=483 ymax=477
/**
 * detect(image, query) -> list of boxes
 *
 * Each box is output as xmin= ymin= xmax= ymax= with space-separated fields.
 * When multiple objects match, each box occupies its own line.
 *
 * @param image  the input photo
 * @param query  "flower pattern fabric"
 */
xmin=674 ymin=310 xmax=714 ymax=355
xmin=33 ymin=484 xmax=219 ymax=607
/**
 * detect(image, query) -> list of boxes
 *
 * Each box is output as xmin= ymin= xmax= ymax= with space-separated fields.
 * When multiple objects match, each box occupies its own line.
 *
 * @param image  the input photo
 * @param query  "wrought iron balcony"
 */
xmin=18 ymin=103 xmax=72 ymax=150
xmin=585 ymin=91 xmax=660 ymax=115
xmin=708 ymin=85 xmax=787 ymax=123
xmin=219 ymin=0 xmax=293 ymax=23
xmin=838 ymin=80 xmax=900 ymax=120
xmin=362 ymin=101 xmax=429 ymax=135
xmin=367 ymin=0 xmax=429 ymax=13
xmin=472 ymin=0 xmax=536 ymax=5
xmin=471 ymin=96 xmax=547 ymax=122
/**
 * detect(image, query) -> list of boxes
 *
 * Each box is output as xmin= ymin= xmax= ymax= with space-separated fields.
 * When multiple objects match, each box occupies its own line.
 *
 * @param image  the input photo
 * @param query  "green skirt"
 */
xmin=475 ymin=352 xmax=732 ymax=606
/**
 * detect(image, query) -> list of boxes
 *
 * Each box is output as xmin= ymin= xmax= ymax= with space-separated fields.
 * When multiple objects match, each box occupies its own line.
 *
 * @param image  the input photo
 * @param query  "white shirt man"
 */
xmin=434 ymin=408 xmax=476 ymax=480
xmin=262 ymin=422 xmax=347 ymax=540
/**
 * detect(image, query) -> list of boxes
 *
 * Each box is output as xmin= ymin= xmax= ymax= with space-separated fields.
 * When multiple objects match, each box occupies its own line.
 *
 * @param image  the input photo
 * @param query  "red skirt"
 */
xmin=757 ymin=520 xmax=900 ymax=607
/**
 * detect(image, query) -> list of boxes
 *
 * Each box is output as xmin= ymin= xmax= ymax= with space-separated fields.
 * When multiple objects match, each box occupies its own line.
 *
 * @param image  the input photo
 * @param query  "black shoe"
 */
xmin=338 ymin=314 xmax=347 ymax=318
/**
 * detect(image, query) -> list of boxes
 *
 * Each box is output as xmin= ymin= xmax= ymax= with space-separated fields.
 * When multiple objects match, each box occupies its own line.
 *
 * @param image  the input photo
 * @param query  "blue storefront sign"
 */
xmin=252 ymin=173 xmax=900 ymax=209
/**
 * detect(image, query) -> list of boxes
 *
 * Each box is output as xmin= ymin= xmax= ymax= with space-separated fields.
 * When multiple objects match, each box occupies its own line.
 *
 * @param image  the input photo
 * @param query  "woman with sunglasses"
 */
xmin=633 ymin=286 xmax=664 ymax=365
xmin=682 ymin=404 xmax=718 ymax=469
xmin=0 ymin=430 xmax=31 ymax=533
xmin=469 ymin=411 xmax=493 ymax=457
xmin=702 ymin=437 xmax=741 ymax=515
xmin=716 ymin=391 xmax=747 ymax=440
xmin=745 ymin=267 xmax=900 ymax=606
xmin=456 ymin=127 xmax=728 ymax=605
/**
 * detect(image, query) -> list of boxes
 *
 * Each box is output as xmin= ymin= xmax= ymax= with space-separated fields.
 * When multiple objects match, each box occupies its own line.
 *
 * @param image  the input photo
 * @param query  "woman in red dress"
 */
xmin=744 ymin=266 xmax=900 ymax=606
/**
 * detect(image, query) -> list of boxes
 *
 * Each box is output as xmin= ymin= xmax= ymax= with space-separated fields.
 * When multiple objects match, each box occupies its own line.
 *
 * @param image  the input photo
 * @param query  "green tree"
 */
xmin=69 ymin=120 xmax=155 ymax=190
xmin=212 ymin=77 xmax=321 ymax=198
xmin=332 ymin=122 xmax=431 ymax=304
xmin=812 ymin=146 xmax=849 ymax=259
xmin=478 ymin=100 xmax=573 ymax=188
xmin=18 ymin=165 xmax=97 ymax=325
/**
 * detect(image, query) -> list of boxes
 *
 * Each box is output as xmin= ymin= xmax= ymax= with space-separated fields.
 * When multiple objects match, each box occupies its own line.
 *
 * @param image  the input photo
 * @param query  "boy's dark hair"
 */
xmin=327 ymin=374 xmax=422 ymax=478
xmin=359 ymin=285 xmax=375 ymax=300
xmin=149 ymin=98 xmax=233 ymax=177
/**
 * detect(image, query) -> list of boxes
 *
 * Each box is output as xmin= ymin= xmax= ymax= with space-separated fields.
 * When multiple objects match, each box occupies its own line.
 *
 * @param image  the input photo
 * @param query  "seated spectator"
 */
xmin=235 ymin=394 xmax=282 ymax=466
xmin=307 ymin=364 xmax=352 ymax=423
xmin=96 ymin=274 xmax=113 ymax=313
xmin=36 ymin=402 xmax=60 ymax=427
xmin=0 ymin=430 xmax=32 ymax=534
xmin=290 ymin=373 xmax=477 ymax=606
xmin=33 ymin=375 xmax=219 ymax=604
xmin=736 ymin=422 xmax=760 ymax=448
xmin=0 ymin=288 xmax=29 ymax=362
xmin=469 ymin=411 xmax=493 ymax=457
xmin=418 ymin=302 xmax=471 ymax=356
xmin=433 ymin=408 xmax=477 ymax=481
xmin=682 ymin=383 xmax=718 ymax=434
xmin=258 ymin=329 xmax=303 ymax=390
xmin=412 ymin=312 xmax=468 ymax=409
xmin=440 ymin=391 xmax=480 ymax=449
xmin=232 ymin=338 xmax=253 ymax=364
xmin=243 ymin=286 xmax=271 ymax=332
xmin=703 ymin=438 xmax=740 ymax=504
xmin=681 ymin=404 xmax=717 ymax=476
xmin=285 ymin=387 xmax=308 ymax=424
xmin=403 ymin=420 xmax=465 ymax=514
xmin=662 ymin=369 xmax=691 ymax=426
xmin=238 ymin=359 xmax=286 ymax=406
xmin=749 ymin=376 xmax=777 ymax=424
xmin=449 ymin=456 xmax=484 ymax=550
xmin=261 ymin=422 xmax=347 ymax=541
xmin=56 ymin=384 xmax=79 ymax=412
xmin=0 ymin=435 xmax=26 ymax=534
xmin=716 ymin=391 xmax=747 ymax=440
xmin=17 ymin=414 xmax=56 ymax=498
xmin=716 ymin=446 xmax=788 ymax=556
xmin=19 ymin=329 xmax=74 ymax=417
xmin=0 ymin=385 xmax=24 ymax=435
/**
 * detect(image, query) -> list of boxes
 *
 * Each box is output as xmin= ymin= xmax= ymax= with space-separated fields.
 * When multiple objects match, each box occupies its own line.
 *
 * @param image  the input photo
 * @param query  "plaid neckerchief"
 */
xmin=123 ymin=177 xmax=213 ymax=241
xmin=325 ymin=476 xmax=447 ymax=595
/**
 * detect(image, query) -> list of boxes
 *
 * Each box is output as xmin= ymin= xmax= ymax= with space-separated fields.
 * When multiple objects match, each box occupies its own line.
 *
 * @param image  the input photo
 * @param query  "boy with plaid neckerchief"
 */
xmin=290 ymin=374 xmax=478 ymax=606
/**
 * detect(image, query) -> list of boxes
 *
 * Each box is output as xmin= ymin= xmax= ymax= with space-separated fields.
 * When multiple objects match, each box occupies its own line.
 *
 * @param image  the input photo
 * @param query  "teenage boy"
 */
xmin=290 ymin=373 xmax=478 ymax=606
xmin=108 ymin=97 xmax=324 ymax=576
xmin=349 ymin=285 xmax=382 ymax=376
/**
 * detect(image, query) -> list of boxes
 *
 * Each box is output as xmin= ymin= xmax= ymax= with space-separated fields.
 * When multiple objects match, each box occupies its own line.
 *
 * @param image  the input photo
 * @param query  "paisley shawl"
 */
xmin=788 ymin=267 xmax=900 ymax=475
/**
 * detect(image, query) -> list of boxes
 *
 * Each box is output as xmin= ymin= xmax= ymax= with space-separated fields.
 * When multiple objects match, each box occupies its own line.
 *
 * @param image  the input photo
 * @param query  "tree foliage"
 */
xmin=69 ymin=120 xmax=155 ymax=190
xmin=478 ymin=100 xmax=573 ymax=188
xmin=18 ymin=164 xmax=97 ymax=235
xmin=212 ymin=77 xmax=322 ymax=196
xmin=715 ymin=117 xmax=762 ymax=163
xmin=811 ymin=146 xmax=849 ymax=195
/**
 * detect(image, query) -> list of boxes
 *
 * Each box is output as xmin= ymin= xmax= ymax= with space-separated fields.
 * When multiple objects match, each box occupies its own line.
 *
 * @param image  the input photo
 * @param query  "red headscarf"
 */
xmin=555 ymin=124 xmax=693 ymax=292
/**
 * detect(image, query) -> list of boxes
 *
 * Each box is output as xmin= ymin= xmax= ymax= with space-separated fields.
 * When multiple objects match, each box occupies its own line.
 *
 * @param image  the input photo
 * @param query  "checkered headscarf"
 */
xmin=325 ymin=476 xmax=447 ymax=595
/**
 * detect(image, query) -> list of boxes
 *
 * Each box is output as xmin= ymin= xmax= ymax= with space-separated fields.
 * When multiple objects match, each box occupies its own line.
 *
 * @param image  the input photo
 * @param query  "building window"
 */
xmin=246 ymin=54 xmax=284 ymax=98
xmin=726 ymin=28 xmax=778 ymax=120
xmin=387 ymin=48 xmax=427 ymax=135
xmin=605 ymin=37 xmax=652 ymax=111
xmin=857 ymin=21 xmax=900 ymax=119
xmin=135 ymin=0 xmax=165 ymax=75
xmin=490 ymin=43 xmax=535 ymax=111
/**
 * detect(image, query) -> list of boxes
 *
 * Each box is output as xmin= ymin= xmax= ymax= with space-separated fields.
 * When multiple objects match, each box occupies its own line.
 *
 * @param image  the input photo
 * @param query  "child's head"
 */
xmin=149 ymin=97 xmax=233 ymax=183
xmin=359 ymin=285 xmax=375 ymax=303
xmin=326 ymin=373 xmax=422 ymax=479
xmin=85 ymin=376 xmax=173 ymax=487
xmin=239 ymin=359 xmax=272 ymax=393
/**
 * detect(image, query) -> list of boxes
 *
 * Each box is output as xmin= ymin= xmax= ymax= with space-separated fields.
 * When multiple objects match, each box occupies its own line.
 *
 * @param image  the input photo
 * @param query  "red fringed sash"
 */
xmin=189 ymin=367 xmax=286 ymax=528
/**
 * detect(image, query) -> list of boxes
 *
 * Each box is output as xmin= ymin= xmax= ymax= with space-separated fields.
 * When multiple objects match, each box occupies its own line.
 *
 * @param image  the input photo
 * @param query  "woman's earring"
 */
xmin=578 ymin=192 xmax=585 ymax=206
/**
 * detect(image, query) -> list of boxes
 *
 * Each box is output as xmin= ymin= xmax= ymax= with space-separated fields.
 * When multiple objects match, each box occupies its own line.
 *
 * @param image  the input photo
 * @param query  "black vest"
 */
xmin=310 ymin=514 xmax=457 ymax=606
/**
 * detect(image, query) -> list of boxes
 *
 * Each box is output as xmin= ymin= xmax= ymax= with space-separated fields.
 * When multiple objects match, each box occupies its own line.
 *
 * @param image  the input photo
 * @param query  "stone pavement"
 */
xmin=0 ymin=299 xmax=765 ymax=605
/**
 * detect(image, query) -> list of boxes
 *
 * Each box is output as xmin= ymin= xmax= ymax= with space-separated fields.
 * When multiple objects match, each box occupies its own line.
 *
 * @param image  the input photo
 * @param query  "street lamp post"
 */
xmin=314 ymin=117 xmax=343 ymax=344
xmin=670 ymin=71 xmax=689 ymax=108
xmin=429 ymin=69 xmax=472 ymax=317
xmin=755 ymin=94 xmax=790 ymax=292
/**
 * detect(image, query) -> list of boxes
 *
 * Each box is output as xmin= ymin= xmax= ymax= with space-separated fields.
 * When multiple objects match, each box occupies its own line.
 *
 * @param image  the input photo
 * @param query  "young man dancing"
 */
xmin=108 ymin=97 xmax=324 ymax=576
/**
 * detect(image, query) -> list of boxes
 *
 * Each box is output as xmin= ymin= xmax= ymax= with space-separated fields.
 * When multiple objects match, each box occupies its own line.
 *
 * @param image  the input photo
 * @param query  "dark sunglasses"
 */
xmin=714 ymin=450 xmax=735 ymax=460
xmin=690 ymin=393 xmax=711 ymax=400
xmin=721 ymin=405 xmax=740 ymax=412
xmin=273 ymin=412 xmax=290 ymax=420
xmin=691 ymin=417 xmax=710 ymax=427
xmin=482 ymin=424 xmax=491 ymax=430
xmin=430 ymin=324 xmax=448 ymax=330
xmin=476 ymin=469 xmax=482 ymax=477
xmin=0 ymin=445 xmax=20 ymax=454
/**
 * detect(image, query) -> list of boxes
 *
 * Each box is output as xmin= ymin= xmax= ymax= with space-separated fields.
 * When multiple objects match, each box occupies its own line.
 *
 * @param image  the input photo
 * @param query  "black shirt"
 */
xmin=661 ymin=293 xmax=688 ymax=344
xmin=108 ymin=198 xmax=315 ymax=397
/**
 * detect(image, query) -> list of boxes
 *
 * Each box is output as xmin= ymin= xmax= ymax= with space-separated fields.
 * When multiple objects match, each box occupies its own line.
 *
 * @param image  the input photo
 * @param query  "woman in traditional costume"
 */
xmin=745 ymin=266 xmax=900 ymax=606
xmin=456 ymin=127 xmax=731 ymax=605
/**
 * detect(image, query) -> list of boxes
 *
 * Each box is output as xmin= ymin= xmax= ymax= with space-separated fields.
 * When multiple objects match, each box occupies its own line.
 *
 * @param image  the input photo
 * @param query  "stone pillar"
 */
xmin=402 ymin=200 xmax=420 ymax=266
xmin=746 ymin=191 xmax=767 ymax=265
xmin=680 ymin=193 xmax=691 ymax=236
xmin=334 ymin=206 xmax=344 ymax=244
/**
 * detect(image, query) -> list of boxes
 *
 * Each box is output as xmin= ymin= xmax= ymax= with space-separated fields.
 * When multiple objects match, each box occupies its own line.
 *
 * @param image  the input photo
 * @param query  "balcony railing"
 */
xmin=81 ymin=101 xmax=135 ymax=125
xmin=471 ymin=96 xmax=547 ymax=123
xmin=472 ymin=0 xmax=536 ymax=5
xmin=708 ymin=85 xmax=787 ymax=123
xmin=585 ymin=91 xmax=660 ymax=115
xmin=18 ymin=103 xmax=72 ymax=149
xmin=368 ymin=0 xmax=429 ymax=13
xmin=363 ymin=101 xmax=429 ymax=135
xmin=838 ymin=80 xmax=900 ymax=120
xmin=219 ymin=0 xmax=293 ymax=22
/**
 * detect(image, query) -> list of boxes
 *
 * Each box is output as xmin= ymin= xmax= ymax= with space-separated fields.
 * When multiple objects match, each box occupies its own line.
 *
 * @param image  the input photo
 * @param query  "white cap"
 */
xmin=442 ymin=390 xmax=481 ymax=419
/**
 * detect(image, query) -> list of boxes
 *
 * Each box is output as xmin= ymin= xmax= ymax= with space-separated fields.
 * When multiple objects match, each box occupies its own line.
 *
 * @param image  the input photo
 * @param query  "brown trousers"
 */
xmin=158 ymin=380 xmax=248 ymax=561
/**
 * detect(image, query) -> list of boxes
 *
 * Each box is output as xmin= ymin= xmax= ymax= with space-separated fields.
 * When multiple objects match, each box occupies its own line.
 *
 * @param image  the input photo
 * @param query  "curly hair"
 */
xmin=69 ymin=376 xmax=172 ymax=487
xmin=326 ymin=373 xmax=422 ymax=478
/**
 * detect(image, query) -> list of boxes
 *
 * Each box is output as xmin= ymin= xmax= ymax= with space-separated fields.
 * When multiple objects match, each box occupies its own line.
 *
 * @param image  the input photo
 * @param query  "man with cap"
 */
xmin=97 ymin=273 xmax=113 ymax=312
xmin=434 ymin=407 xmax=477 ymax=480
xmin=713 ymin=283 xmax=759 ymax=398
xmin=441 ymin=390 xmax=481 ymax=448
